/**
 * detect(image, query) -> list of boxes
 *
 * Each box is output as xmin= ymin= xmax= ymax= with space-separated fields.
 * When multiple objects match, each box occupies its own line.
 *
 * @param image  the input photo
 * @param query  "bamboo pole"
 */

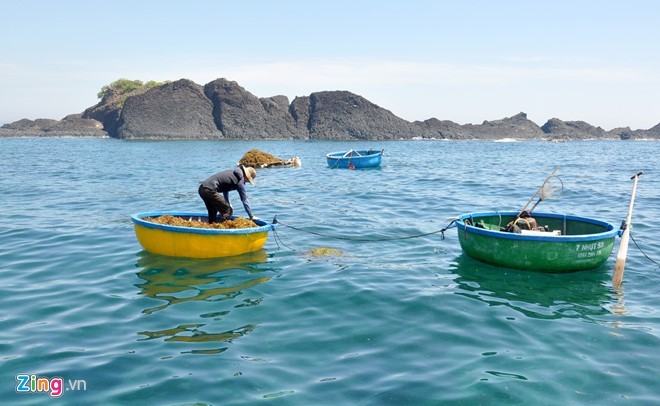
xmin=612 ymin=172 xmax=643 ymax=288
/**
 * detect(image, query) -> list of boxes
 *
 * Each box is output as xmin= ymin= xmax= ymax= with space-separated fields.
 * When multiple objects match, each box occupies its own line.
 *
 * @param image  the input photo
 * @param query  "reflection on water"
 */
xmin=134 ymin=250 xmax=270 ymax=353
xmin=449 ymin=254 xmax=613 ymax=320
xmin=609 ymin=288 xmax=627 ymax=316
xmin=135 ymin=249 xmax=270 ymax=314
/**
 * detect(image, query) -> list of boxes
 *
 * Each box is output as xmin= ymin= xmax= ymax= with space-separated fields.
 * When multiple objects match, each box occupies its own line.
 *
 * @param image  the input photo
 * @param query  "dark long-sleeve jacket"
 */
xmin=200 ymin=168 xmax=253 ymax=218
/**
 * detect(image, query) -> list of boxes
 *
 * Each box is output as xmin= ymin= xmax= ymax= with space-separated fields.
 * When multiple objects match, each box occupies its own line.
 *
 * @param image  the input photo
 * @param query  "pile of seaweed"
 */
xmin=238 ymin=149 xmax=285 ymax=168
xmin=145 ymin=215 xmax=257 ymax=229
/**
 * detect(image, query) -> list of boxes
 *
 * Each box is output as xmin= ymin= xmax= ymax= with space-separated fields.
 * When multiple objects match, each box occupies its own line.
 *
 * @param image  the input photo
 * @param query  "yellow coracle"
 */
xmin=132 ymin=211 xmax=274 ymax=258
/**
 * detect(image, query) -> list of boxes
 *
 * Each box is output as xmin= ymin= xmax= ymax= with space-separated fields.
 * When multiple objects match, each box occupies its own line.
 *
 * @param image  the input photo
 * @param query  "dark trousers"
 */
xmin=198 ymin=185 xmax=233 ymax=223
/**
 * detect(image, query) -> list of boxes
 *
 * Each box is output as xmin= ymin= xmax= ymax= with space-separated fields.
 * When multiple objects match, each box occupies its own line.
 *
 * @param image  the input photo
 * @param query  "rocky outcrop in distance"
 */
xmin=0 ymin=114 xmax=107 ymax=137
xmin=2 ymin=77 xmax=659 ymax=141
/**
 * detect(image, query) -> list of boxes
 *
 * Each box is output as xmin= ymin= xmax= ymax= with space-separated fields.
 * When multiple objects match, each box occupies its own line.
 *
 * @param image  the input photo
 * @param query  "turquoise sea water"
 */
xmin=1 ymin=138 xmax=659 ymax=405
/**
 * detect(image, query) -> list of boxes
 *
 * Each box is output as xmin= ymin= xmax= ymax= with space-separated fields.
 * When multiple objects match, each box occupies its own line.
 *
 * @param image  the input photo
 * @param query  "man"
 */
xmin=198 ymin=165 xmax=258 ymax=223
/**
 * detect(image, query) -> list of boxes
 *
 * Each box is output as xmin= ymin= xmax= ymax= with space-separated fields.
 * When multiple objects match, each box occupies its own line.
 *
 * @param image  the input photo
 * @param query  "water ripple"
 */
xmin=1 ymin=138 xmax=659 ymax=404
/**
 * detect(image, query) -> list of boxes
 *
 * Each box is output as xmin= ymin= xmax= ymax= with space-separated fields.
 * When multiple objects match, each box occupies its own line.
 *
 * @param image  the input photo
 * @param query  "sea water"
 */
xmin=1 ymin=138 xmax=659 ymax=405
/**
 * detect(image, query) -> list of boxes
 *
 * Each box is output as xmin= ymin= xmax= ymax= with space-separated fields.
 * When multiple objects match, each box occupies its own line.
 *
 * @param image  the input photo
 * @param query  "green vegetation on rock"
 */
xmin=97 ymin=78 xmax=170 ymax=106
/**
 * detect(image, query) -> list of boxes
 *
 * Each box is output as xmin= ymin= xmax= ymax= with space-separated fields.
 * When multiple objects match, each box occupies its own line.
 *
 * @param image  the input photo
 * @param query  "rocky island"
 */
xmin=1 ymin=78 xmax=658 ymax=141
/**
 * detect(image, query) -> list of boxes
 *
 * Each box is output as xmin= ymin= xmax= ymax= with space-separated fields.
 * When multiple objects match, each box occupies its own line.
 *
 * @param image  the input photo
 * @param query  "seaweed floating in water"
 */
xmin=238 ymin=149 xmax=285 ymax=167
xmin=145 ymin=215 xmax=257 ymax=229
xmin=238 ymin=149 xmax=301 ymax=168
xmin=308 ymin=247 xmax=344 ymax=257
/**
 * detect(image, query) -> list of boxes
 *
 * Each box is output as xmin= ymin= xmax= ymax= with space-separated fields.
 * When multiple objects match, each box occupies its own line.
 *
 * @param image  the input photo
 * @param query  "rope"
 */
xmin=272 ymin=215 xmax=659 ymax=266
xmin=630 ymin=233 xmax=660 ymax=267
xmin=619 ymin=221 xmax=659 ymax=267
xmin=272 ymin=226 xmax=298 ymax=252
xmin=329 ymin=154 xmax=346 ymax=169
xmin=273 ymin=219 xmax=457 ymax=243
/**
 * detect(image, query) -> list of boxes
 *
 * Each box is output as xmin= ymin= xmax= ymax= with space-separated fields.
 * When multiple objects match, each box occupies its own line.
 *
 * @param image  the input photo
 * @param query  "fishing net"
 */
xmin=520 ymin=172 xmax=564 ymax=214
xmin=540 ymin=175 xmax=564 ymax=200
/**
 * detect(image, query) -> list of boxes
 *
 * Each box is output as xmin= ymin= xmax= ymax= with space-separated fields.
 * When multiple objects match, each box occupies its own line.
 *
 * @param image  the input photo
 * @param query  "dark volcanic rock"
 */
xmin=203 ymin=78 xmax=307 ymax=139
xmin=3 ymin=77 xmax=658 ymax=141
xmin=290 ymin=96 xmax=311 ymax=134
xmin=81 ymin=95 xmax=121 ymax=138
xmin=413 ymin=118 xmax=466 ymax=139
xmin=413 ymin=113 xmax=546 ymax=140
xmin=610 ymin=127 xmax=635 ymax=140
xmin=615 ymin=122 xmax=660 ymax=140
xmin=204 ymin=78 xmax=268 ymax=138
xmin=2 ymin=118 xmax=58 ymax=130
xmin=117 ymin=79 xmax=222 ymax=139
xmin=541 ymin=118 xmax=611 ymax=140
xmin=260 ymin=95 xmax=307 ymax=139
xmin=0 ymin=115 xmax=107 ymax=137
xmin=307 ymin=91 xmax=418 ymax=140
xmin=44 ymin=114 xmax=107 ymax=135
xmin=644 ymin=122 xmax=660 ymax=139
xmin=464 ymin=112 xmax=545 ymax=139
xmin=0 ymin=127 xmax=44 ymax=137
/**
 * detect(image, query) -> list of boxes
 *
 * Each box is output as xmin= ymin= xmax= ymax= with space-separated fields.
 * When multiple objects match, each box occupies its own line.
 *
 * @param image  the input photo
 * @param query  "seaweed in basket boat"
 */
xmin=145 ymin=215 xmax=257 ymax=229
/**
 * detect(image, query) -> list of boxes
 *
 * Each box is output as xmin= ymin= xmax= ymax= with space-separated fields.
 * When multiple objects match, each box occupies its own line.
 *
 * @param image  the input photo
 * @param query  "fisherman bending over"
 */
xmin=198 ymin=165 xmax=259 ymax=223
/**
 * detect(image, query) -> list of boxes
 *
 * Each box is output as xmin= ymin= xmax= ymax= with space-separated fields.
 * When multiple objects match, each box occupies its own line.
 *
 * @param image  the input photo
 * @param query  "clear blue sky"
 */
xmin=2 ymin=0 xmax=659 ymax=130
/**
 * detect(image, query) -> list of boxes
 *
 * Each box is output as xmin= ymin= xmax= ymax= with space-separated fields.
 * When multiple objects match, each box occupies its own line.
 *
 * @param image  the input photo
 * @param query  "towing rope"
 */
xmin=272 ymin=226 xmax=298 ymax=252
xmin=630 ymin=233 xmax=660 ymax=267
xmin=272 ymin=218 xmax=457 ymax=243
xmin=272 ymin=217 xmax=658 ymax=267
xmin=620 ymin=221 xmax=659 ymax=267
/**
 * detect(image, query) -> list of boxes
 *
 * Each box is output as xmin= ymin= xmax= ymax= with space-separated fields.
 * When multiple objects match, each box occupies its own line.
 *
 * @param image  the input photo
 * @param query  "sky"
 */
xmin=1 ymin=0 xmax=659 ymax=130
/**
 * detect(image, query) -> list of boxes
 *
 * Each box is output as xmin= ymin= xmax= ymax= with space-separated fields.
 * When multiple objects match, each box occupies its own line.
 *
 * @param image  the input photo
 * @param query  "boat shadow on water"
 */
xmin=133 ymin=250 xmax=271 ymax=354
xmin=449 ymin=253 xmax=614 ymax=320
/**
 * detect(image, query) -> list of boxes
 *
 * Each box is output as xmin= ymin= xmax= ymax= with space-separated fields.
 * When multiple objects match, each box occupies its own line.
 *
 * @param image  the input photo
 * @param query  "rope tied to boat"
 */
xmin=630 ymin=234 xmax=659 ymax=267
xmin=271 ymin=217 xmax=457 ymax=243
xmin=271 ymin=225 xmax=298 ymax=252
xmin=618 ymin=220 xmax=659 ymax=267
xmin=629 ymin=232 xmax=660 ymax=268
